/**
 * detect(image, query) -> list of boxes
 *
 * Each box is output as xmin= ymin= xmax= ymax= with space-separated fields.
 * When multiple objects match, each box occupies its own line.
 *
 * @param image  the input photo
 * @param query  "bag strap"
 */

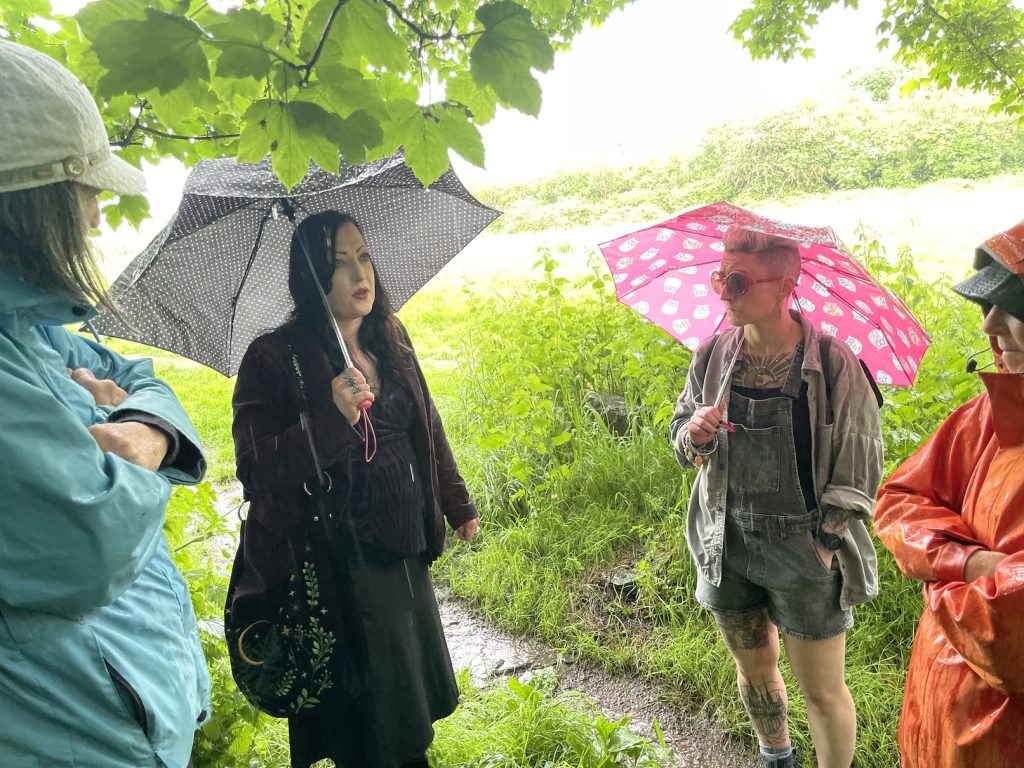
xmin=818 ymin=334 xmax=884 ymax=419
xmin=287 ymin=344 xmax=331 ymax=495
xmin=819 ymin=334 xmax=833 ymax=416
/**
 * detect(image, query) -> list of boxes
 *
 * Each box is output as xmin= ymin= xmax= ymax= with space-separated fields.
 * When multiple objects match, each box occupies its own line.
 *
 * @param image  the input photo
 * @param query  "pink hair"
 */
xmin=723 ymin=228 xmax=801 ymax=279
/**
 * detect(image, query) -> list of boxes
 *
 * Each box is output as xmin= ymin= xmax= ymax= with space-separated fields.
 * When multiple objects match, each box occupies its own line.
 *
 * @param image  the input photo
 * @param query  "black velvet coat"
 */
xmin=231 ymin=320 xmax=478 ymax=550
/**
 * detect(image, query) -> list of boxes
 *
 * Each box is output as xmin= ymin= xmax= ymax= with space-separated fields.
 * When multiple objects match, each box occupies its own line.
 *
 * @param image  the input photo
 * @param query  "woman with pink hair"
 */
xmin=670 ymin=228 xmax=883 ymax=767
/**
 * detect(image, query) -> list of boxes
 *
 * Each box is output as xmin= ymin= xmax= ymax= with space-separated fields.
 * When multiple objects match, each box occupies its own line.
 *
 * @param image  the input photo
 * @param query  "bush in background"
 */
xmin=477 ymin=71 xmax=1024 ymax=233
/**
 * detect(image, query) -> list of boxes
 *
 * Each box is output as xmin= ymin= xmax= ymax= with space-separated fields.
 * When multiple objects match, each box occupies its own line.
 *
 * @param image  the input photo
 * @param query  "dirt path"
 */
xmin=437 ymin=592 xmax=758 ymax=768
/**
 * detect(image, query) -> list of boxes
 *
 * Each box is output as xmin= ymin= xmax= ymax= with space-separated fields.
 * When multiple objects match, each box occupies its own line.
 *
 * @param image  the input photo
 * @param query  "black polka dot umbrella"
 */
xmin=93 ymin=150 xmax=501 ymax=376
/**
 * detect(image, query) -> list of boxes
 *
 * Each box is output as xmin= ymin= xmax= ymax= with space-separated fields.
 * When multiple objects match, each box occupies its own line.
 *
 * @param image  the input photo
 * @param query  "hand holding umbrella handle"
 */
xmin=333 ymin=367 xmax=377 ymax=462
xmin=334 ymin=369 xmax=375 ymax=421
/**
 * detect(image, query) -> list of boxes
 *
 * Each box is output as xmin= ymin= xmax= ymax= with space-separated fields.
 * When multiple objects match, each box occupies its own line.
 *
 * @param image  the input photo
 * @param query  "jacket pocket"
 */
xmin=104 ymin=661 xmax=149 ymax=737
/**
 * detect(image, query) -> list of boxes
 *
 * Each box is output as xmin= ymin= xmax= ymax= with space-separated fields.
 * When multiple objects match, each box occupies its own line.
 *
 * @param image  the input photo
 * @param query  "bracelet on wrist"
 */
xmin=681 ymin=429 xmax=718 ymax=463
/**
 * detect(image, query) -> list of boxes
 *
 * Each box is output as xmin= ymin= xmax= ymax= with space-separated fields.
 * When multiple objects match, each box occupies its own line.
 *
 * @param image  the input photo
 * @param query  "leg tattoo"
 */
xmin=715 ymin=610 xmax=771 ymax=651
xmin=741 ymin=679 xmax=789 ymax=745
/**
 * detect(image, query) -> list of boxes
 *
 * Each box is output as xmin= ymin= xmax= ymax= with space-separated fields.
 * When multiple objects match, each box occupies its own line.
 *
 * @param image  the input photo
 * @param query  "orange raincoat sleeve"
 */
xmin=924 ymin=553 xmax=1024 ymax=696
xmin=874 ymin=396 xmax=989 ymax=583
xmin=876 ymin=392 xmax=1024 ymax=697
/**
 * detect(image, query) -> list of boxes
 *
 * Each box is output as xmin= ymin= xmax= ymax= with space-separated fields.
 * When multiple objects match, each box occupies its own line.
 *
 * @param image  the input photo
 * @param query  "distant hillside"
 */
xmin=473 ymin=70 xmax=1024 ymax=233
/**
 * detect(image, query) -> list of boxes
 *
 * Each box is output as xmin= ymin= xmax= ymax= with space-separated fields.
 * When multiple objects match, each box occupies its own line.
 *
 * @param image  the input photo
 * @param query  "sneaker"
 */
xmin=762 ymin=749 xmax=797 ymax=768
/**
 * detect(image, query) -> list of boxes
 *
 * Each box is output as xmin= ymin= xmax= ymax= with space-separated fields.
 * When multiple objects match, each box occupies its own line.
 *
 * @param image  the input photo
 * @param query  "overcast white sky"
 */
xmin=98 ymin=0 xmax=895 ymax=256
xmin=453 ymin=0 xmax=889 ymax=183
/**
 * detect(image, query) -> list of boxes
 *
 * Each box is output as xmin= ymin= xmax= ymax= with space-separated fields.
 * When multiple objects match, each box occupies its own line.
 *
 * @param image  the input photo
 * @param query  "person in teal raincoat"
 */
xmin=0 ymin=42 xmax=210 ymax=766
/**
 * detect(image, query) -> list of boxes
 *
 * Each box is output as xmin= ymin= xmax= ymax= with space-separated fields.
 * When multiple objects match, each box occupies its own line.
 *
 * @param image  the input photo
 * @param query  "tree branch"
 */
xmin=380 ymin=0 xmax=474 ymax=43
xmin=915 ymin=1 xmax=1024 ymax=102
xmin=137 ymin=126 xmax=241 ymax=142
xmin=301 ymin=0 xmax=349 ymax=85
xmin=108 ymin=105 xmax=238 ymax=148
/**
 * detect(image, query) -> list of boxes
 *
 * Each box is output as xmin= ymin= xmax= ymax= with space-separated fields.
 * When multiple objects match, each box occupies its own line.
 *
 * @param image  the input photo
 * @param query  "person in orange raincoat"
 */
xmin=874 ymin=219 xmax=1024 ymax=768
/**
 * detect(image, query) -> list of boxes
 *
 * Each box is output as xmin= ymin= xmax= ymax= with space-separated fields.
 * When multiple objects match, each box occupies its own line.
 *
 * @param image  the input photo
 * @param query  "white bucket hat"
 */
xmin=0 ymin=41 xmax=146 ymax=196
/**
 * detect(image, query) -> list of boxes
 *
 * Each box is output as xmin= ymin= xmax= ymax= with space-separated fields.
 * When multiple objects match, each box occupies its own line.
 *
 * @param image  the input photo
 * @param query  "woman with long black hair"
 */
xmin=231 ymin=210 xmax=478 ymax=767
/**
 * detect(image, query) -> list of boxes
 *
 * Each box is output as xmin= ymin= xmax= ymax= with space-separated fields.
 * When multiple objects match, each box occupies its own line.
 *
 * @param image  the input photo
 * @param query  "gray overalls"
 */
xmin=695 ymin=349 xmax=852 ymax=640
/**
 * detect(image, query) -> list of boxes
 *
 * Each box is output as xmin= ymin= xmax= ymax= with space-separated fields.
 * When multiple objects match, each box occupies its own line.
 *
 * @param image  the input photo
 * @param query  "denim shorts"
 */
xmin=695 ymin=510 xmax=853 ymax=641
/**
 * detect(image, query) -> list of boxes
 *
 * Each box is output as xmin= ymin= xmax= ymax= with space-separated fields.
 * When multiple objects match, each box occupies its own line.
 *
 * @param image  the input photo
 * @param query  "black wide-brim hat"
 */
xmin=953 ymin=242 xmax=1024 ymax=323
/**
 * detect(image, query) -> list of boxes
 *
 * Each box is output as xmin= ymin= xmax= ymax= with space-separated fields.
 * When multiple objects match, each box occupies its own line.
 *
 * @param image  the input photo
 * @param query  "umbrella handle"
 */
xmin=356 ymin=402 xmax=377 ymax=462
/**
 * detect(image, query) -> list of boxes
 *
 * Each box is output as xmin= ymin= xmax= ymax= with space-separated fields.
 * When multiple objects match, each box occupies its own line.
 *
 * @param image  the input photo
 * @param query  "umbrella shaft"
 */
xmin=298 ymin=237 xmax=355 ymax=371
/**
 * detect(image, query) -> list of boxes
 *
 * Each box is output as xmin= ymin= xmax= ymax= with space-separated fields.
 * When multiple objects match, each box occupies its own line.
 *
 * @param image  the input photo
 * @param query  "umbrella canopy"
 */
xmin=94 ymin=151 xmax=501 ymax=375
xmin=598 ymin=201 xmax=930 ymax=387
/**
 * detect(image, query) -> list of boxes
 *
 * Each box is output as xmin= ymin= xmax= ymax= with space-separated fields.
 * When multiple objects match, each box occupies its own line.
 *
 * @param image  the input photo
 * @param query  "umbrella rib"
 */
xmin=227 ymin=207 xmax=273 ymax=369
xmin=164 ymin=197 xmax=263 ymax=247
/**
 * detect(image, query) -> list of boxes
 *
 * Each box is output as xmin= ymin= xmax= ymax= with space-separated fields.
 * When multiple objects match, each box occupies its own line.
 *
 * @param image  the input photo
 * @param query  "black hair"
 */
xmin=287 ymin=211 xmax=408 ymax=378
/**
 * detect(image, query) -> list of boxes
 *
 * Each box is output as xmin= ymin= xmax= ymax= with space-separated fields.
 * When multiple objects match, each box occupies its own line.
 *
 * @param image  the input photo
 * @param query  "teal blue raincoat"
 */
xmin=0 ymin=266 xmax=210 ymax=767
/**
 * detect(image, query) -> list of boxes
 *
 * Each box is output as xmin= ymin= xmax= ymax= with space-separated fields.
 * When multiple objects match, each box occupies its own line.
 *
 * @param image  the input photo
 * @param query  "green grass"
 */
xmin=432 ymin=670 xmax=673 ymax=767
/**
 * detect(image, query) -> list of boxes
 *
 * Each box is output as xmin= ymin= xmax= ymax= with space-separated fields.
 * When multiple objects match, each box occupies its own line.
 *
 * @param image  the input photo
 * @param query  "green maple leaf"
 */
xmin=212 ymin=45 xmax=272 ymax=81
xmin=236 ymin=99 xmax=276 ymax=163
xmin=446 ymin=71 xmax=498 ymax=125
xmin=398 ymin=110 xmax=450 ymax=186
xmin=332 ymin=0 xmax=408 ymax=72
xmin=377 ymin=72 xmax=420 ymax=106
xmin=75 ymin=0 xmax=149 ymax=38
xmin=310 ymin=61 xmax=388 ymax=120
xmin=238 ymin=100 xmax=344 ymax=189
xmin=534 ymin=0 xmax=572 ymax=19
xmin=205 ymin=7 xmax=279 ymax=46
xmin=146 ymin=79 xmax=208 ymax=128
xmin=101 ymin=193 xmax=149 ymax=230
xmin=470 ymin=1 xmax=553 ymax=116
xmin=89 ymin=7 xmax=208 ymax=95
xmin=326 ymin=110 xmax=384 ymax=164
xmin=437 ymin=105 xmax=485 ymax=168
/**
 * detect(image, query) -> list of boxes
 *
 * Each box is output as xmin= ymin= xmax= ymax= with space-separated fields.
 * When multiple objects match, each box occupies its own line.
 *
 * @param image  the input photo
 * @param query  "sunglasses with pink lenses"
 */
xmin=710 ymin=270 xmax=783 ymax=296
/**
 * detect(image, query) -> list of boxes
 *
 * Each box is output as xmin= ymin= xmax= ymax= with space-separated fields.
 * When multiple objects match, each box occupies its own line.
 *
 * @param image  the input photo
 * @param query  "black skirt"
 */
xmin=287 ymin=550 xmax=459 ymax=768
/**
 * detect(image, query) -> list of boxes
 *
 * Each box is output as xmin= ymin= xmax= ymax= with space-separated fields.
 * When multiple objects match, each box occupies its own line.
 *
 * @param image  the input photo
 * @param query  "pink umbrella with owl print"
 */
xmin=598 ymin=201 xmax=930 ymax=387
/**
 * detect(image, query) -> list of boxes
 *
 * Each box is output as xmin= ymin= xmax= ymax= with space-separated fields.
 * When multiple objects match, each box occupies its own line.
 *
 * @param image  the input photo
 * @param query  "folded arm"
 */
xmin=0 ymin=358 xmax=168 ymax=613
xmin=874 ymin=396 xmax=992 ymax=583
xmin=926 ymin=552 xmax=1024 ymax=696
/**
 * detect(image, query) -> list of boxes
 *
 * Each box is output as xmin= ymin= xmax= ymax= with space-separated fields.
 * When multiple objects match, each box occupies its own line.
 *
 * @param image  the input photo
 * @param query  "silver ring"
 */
xmin=302 ymin=472 xmax=333 ymax=496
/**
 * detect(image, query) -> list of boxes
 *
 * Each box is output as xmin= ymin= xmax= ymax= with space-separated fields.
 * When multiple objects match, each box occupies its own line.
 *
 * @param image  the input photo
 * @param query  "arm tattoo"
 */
xmin=741 ymin=679 xmax=789 ymax=744
xmin=714 ymin=610 xmax=770 ymax=650
xmin=821 ymin=503 xmax=855 ymax=535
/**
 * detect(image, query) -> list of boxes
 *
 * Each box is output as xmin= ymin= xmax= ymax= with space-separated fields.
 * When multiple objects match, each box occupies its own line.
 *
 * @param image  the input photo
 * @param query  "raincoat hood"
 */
xmin=976 ymin=218 xmax=1024 ymax=276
